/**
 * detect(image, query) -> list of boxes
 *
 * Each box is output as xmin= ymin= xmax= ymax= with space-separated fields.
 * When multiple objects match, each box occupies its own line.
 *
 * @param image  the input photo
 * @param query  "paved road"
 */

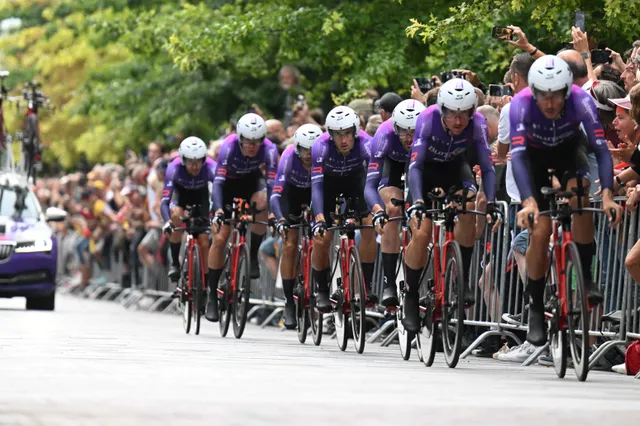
xmin=0 ymin=295 xmax=638 ymax=426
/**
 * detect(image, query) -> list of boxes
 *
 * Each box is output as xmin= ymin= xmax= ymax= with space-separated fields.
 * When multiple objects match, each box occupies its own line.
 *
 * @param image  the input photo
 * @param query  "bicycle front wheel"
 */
xmin=219 ymin=251 xmax=232 ymax=338
xmin=441 ymin=241 xmax=465 ymax=368
xmin=565 ymin=242 xmax=590 ymax=381
xmin=232 ymin=243 xmax=251 ymax=339
xmin=349 ymin=247 xmax=366 ymax=354
xmin=546 ymin=252 xmax=567 ymax=379
xmin=308 ymin=246 xmax=323 ymax=346
xmin=192 ymin=245 xmax=203 ymax=336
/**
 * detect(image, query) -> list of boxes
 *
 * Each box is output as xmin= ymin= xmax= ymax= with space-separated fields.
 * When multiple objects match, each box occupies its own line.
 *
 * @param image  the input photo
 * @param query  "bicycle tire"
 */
xmin=192 ymin=245 xmax=203 ymax=336
xmin=334 ymin=259 xmax=348 ymax=351
xmin=218 ymin=250 xmax=232 ymax=337
xmin=441 ymin=241 xmax=465 ymax=368
xmin=349 ymin=247 xmax=366 ymax=354
xmin=565 ymin=242 xmax=590 ymax=381
xmin=22 ymin=114 xmax=38 ymax=181
xmin=546 ymin=252 xmax=567 ymax=379
xmin=309 ymin=245 xmax=323 ymax=346
xmin=296 ymin=241 xmax=310 ymax=344
xmin=232 ymin=243 xmax=251 ymax=339
xmin=182 ymin=268 xmax=192 ymax=334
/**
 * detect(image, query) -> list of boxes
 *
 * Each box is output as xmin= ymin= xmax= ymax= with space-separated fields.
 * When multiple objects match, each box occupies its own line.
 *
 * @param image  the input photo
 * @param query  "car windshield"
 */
xmin=0 ymin=186 xmax=40 ymax=219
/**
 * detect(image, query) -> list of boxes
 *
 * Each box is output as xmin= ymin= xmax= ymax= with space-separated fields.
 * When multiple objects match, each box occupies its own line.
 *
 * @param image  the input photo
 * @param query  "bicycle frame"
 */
xmin=185 ymin=234 xmax=206 ymax=300
xmin=335 ymin=225 xmax=362 ymax=313
xmin=549 ymin=215 xmax=573 ymax=330
xmin=430 ymin=217 xmax=456 ymax=319
xmin=300 ymin=231 xmax=313 ymax=305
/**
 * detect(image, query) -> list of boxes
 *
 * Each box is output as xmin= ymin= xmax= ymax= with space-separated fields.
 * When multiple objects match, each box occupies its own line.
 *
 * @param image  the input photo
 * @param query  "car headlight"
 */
xmin=15 ymin=238 xmax=53 ymax=253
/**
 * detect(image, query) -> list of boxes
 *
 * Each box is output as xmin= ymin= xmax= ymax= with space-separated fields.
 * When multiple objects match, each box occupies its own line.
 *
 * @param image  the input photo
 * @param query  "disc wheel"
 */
xmin=192 ymin=246 xmax=203 ymax=335
xmin=441 ymin=241 xmax=465 ymax=368
xmin=232 ymin=243 xmax=251 ymax=339
xmin=419 ymin=290 xmax=437 ymax=367
xmin=349 ymin=248 xmax=366 ymax=354
xmin=334 ymin=275 xmax=348 ymax=351
xmin=565 ymin=243 xmax=590 ymax=381
xmin=546 ymin=253 xmax=567 ymax=379
xmin=218 ymin=252 xmax=232 ymax=337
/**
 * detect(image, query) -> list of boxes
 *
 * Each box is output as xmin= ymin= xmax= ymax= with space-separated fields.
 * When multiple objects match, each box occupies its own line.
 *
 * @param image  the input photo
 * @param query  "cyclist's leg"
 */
xmin=350 ymin=170 xmax=377 ymax=301
xmin=311 ymin=229 xmax=334 ymax=312
xmin=168 ymin=191 xmax=185 ymax=281
xmin=281 ymin=228 xmax=299 ymax=328
xmin=379 ymin=185 xmax=403 ymax=306
xmin=524 ymin=146 xmax=554 ymax=345
xmin=564 ymin=142 xmax=603 ymax=304
xmin=454 ymin=159 xmax=479 ymax=306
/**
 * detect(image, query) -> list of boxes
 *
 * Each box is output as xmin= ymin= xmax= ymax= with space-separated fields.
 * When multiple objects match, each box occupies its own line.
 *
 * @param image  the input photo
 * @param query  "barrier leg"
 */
xmin=460 ymin=329 xmax=522 ymax=359
xmin=148 ymin=295 xmax=173 ymax=312
xmin=367 ymin=320 xmax=396 ymax=343
xmin=521 ymin=342 xmax=548 ymax=366
xmin=381 ymin=329 xmax=398 ymax=347
xmin=588 ymin=340 xmax=628 ymax=371
xmin=260 ymin=307 xmax=284 ymax=328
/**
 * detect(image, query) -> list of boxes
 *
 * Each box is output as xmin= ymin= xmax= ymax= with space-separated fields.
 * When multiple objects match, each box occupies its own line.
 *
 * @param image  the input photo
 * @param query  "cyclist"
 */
xmin=365 ymin=99 xmax=426 ymax=307
xmin=270 ymin=124 xmax=323 ymax=329
xmin=403 ymin=78 xmax=498 ymax=332
xmin=206 ymin=112 xmax=278 ymax=322
xmin=160 ymin=137 xmax=216 ymax=293
xmin=511 ymin=55 xmax=622 ymax=346
xmin=310 ymin=105 xmax=376 ymax=312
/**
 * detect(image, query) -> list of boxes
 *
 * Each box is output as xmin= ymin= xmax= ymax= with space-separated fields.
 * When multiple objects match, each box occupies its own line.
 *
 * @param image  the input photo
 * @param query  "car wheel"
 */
xmin=26 ymin=293 xmax=55 ymax=311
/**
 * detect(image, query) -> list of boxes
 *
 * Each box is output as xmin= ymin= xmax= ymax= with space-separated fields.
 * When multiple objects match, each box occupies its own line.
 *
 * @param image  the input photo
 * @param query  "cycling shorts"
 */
xmin=420 ymin=156 xmax=476 ymax=198
xmin=379 ymin=157 xmax=406 ymax=191
xmin=279 ymin=186 xmax=311 ymax=225
xmin=170 ymin=184 xmax=210 ymax=219
xmin=222 ymin=171 xmax=266 ymax=219
xmin=323 ymin=167 xmax=369 ymax=226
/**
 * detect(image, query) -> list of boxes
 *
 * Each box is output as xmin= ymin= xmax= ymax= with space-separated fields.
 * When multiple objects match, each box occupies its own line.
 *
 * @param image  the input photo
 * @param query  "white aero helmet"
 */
xmin=237 ymin=112 xmax=267 ymax=140
xmin=179 ymin=136 xmax=207 ymax=165
xmin=437 ymin=78 xmax=478 ymax=113
xmin=294 ymin=123 xmax=322 ymax=151
xmin=528 ymin=55 xmax=573 ymax=99
xmin=392 ymin=99 xmax=427 ymax=130
xmin=325 ymin=105 xmax=360 ymax=134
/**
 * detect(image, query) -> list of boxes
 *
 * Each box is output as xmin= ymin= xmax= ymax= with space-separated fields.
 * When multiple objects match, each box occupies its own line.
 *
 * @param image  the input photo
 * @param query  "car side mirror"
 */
xmin=45 ymin=207 xmax=67 ymax=222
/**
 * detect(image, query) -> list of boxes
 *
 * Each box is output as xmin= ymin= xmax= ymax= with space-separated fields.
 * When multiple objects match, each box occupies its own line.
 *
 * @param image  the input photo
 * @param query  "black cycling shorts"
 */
xmin=279 ymin=186 xmax=311 ymax=224
xmin=420 ymin=156 xmax=476 ymax=197
xmin=222 ymin=171 xmax=266 ymax=219
xmin=322 ymin=167 xmax=369 ymax=226
xmin=380 ymin=157 xmax=406 ymax=190
xmin=170 ymin=185 xmax=210 ymax=219
xmin=525 ymin=138 xmax=590 ymax=211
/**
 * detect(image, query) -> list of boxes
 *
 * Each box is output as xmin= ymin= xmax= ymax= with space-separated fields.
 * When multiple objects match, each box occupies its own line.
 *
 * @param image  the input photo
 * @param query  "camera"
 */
xmin=415 ymin=77 xmax=436 ymax=93
xmin=440 ymin=71 xmax=462 ymax=83
xmin=296 ymin=94 xmax=305 ymax=109
xmin=488 ymin=84 xmax=513 ymax=97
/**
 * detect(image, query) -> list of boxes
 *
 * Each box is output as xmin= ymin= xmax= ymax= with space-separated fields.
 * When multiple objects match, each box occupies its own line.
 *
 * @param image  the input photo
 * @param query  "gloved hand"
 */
xmin=312 ymin=221 xmax=327 ymax=237
xmin=162 ymin=221 xmax=174 ymax=235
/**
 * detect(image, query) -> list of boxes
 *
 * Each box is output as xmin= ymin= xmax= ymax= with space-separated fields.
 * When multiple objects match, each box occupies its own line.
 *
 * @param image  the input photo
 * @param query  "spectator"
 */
xmin=609 ymin=95 xmax=640 ymax=165
xmin=477 ymin=105 xmax=499 ymax=142
xmin=376 ymin=92 xmax=402 ymax=122
xmin=365 ymin=114 xmax=383 ymax=137
xmin=621 ymin=47 xmax=639 ymax=93
xmin=590 ymin=80 xmax=627 ymax=147
xmin=138 ymin=159 xmax=168 ymax=270
xmin=425 ymin=87 xmax=440 ymax=106
xmin=630 ymin=83 xmax=640 ymax=124
xmin=279 ymin=64 xmax=303 ymax=126
xmin=266 ymin=119 xmax=287 ymax=144
xmin=348 ymin=98 xmax=374 ymax=124
xmin=558 ymin=48 xmax=593 ymax=91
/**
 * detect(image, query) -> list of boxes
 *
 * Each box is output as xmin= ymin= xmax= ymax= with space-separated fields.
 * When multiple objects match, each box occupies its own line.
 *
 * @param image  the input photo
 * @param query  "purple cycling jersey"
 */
xmin=212 ymin=133 xmax=278 ymax=212
xmin=160 ymin=156 xmax=217 ymax=222
xmin=365 ymin=119 xmax=409 ymax=210
xmin=408 ymin=105 xmax=496 ymax=202
xmin=311 ymin=129 xmax=371 ymax=217
xmin=270 ymin=144 xmax=311 ymax=220
xmin=509 ymin=85 xmax=612 ymax=200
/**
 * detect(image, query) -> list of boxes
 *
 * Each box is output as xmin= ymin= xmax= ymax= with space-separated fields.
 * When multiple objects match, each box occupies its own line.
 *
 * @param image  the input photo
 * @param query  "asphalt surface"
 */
xmin=1 ymin=294 xmax=639 ymax=426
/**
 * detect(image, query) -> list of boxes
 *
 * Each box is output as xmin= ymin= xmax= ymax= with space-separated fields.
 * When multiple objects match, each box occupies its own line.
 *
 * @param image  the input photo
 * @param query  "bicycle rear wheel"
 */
xmin=192 ymin=246 xmax=203 ymax=335
xmin=232 ymin=243 xmax=251 ymax=339
xmin=349 ymin=247 xmax=366 ymax=354
xmin=397 ymin=283 xmax=414 ymax=361
xmin=565 ymin=242 xmax=590 ymax=381
xmin=219 ymin=252 xmax=232 ymax=337
xmin=22 ymin=114 xmax=38 ymax=182
xmin=309 ymin=246 xmax=323 ymax=346
xmin=182 ymin=285 xmax=192 ymax=335
xmin=441 ymin=241 xmax=465 ymax=368
xmin=546 ymin=252 xmax=567 ymax=379
xmin=295 ymin=252 xmax=309 ymax=343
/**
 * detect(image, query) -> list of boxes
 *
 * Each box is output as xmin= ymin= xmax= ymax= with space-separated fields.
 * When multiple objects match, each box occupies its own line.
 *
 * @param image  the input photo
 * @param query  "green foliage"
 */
xmin=0 ymin=0 xmax=638 ymax=170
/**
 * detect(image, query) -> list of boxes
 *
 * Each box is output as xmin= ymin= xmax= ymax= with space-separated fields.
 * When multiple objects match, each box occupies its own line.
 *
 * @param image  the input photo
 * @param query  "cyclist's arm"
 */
xmin=407 ymin=111 xmax=432 ymax=203
xmin=577 ymin=90 xmax=614 ymax=194
xmin=509 ymin=95 xmax=535 ymax=201
xmin=160 ymin=161 xmax=177 ymax=222
xmin=364 ymin=129 xmax=388 ymax=213
xmin=263 ymin=141 xmax=279 ymax=203
xmin=311 ymin=135 xmax=328 ymax=219
xmin=212 ymin=142 xmax=232 ymax=212
xmin=473 ymin=115 xmax=497 ymax=201
xmin=269 ymin=147 xmax=292 ymax=220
